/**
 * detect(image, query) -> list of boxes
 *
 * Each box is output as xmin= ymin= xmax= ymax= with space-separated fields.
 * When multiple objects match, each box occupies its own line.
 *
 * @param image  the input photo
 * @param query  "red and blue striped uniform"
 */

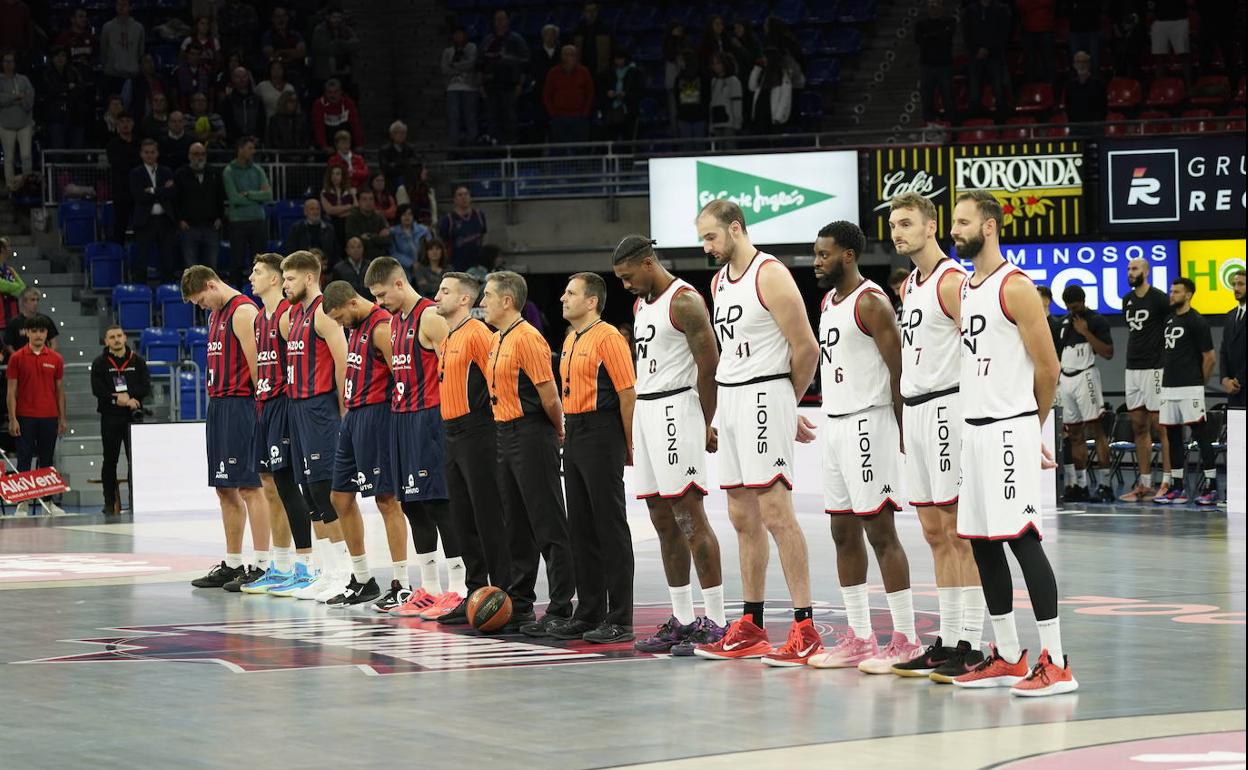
xmin=389 ymin=298 xmax=441 ymax=412
xmin=207 ymin=294 xmax=255 ymax=398
xmin=345 ymin=305 xmax=393 ymax=409
xmin=253 ymin=298 xmax=288 ymax=402
xmin=286 ymin=296 xmax=337 ymax=400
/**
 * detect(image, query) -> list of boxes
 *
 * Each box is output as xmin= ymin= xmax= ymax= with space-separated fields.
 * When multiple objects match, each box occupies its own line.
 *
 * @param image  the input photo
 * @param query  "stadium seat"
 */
xmin=957 ymin=118 xmax=998 ymax=143
xmin=773 ymin=0 xmax=806 ymax=26
xmin=141 ymin=327 xmax=182 ymax=376
xmin=112 ymin=284 xmax=153 ymax=330
xmin=1035 ymin=111 xmax=1070 ymax=138
xmin=1227 ymin=107 xmax=1246 ymax=131
xmin=1236 ymin=76 xmax=1246 ymax=105
xmin=85 ymin=241 xmax=125 ymax=289
xmin=179 ymin=369 xmax=204 ymax=420
xmin=838 ymin=0 xmax=878 ymax=23
xmin=797 ymin=28 xmax=823 ymax=58
xmin=274 ymin=199 xmax=304 ymax=241
xmin=805 ymin=58 xmax=841 ymax=88
xmin=1178 ymin=108 xmax=1219 ymax=133
xmin=737 ymin=2 xmax=769 ymax=26
xmin=185 ymin=325 xmax=209 ymax=378
xmin=619 ymin=6 xmax=659 ymax=33
xmin=1145 ymin=76 xmax=1186 ymax=109
xmin=807 ymin=1 xmax=841 ymax=24
xmin=822 ymin=27 xmax=862 ymax=56
xmin=156 ymin=284 xmax=194 ymax=330
xmin=1139 ymin=110 xmax=1173 ymax=134
xmin=1106 ymin=77 xmax=1143 ymax=110
xmin=1002 ymin=116 xmax=1036 ymax=140
xmin=634 ymin=36 xmax=663 ymax=63
xmin=97 ymin=201 xmax=114 ymax=236
xmin=797 ymin=90 xmax=824 ymax=129
xmin=1014 ymin=82 xmax=1054 ymax=114
xmin=58 ymin=200 xmax=97 ymax=247
xmin=1189 ymin=75 xmax=1231 ymax=106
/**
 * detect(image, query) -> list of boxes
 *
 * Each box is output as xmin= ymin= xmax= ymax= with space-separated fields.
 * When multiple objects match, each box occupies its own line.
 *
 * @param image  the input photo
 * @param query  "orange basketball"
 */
xmin=467 ymin=586 xmax=512 ymax=633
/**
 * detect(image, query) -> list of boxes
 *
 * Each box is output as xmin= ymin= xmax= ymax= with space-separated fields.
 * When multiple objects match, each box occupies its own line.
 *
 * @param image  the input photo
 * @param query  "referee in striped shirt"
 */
xmin=551 ymin=272 xmax=637 ymax=644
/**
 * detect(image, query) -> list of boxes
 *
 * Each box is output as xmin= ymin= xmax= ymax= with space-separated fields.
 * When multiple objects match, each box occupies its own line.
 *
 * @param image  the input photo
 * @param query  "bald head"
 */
xmin=1127 ymin=257 xmax=1150 ymax=290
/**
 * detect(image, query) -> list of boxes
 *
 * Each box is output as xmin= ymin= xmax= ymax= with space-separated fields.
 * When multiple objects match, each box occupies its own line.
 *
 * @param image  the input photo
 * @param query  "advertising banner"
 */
xmin=866 ymin=145 xmax=951 ymax=242
xmin=1100 ymin=136 xmax=1246 ymax=232
xmin=1180 ymin=239 xmax=1246 ymax=315
xmin=0 ymin=467 xmax=69 ymax=504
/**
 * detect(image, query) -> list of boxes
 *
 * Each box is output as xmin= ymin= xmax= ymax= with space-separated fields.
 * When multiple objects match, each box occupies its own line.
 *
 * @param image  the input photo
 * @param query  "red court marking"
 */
xmin=0 ymin=553 xmax=209 ymax=582
xmin=995 ymin=731 xmax=1244 ymax=770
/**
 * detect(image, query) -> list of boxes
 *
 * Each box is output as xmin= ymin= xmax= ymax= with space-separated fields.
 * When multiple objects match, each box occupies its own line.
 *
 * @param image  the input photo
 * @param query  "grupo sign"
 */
xmin=867 ymin=141 xmax=1086 ymax=242
xmin=1101 ymin=136 xmax=1246 ymax=232
xmin=648 ymin=151 xmax=860 ymax=249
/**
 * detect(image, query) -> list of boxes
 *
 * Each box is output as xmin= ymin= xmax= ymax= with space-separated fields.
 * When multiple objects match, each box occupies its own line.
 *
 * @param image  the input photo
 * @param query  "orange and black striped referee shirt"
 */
xmin=559 ymin=319 xmax=636 ymax=415
xmin=438 ymin=317 xmax=493 ymax=421
xmin=486 ymin=319 xmax=554 ymax=423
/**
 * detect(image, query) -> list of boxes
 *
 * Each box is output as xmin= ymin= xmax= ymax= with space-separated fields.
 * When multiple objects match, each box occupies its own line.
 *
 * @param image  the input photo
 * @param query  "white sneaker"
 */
xmin=315 ymin=571 xmax=349 ymax=603
xmin=44 ymin=501 xmax=67 ymax=516
xmin=292 ymin=569 xmax=330 ymax=600
xmin=14 ymin=502 xmax=29 ymax=516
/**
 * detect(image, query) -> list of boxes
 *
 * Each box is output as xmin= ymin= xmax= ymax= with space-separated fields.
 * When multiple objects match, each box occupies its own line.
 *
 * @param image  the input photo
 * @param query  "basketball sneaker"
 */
xmin=327 ymin=576 xmax=381 ymax=607
xmin=692 ymin=617 xmax=771 ymax=660
xmin=1119 ymin=483 xmax=1155 ymax=502
xmin=436 ymin=597 xmax=471 ymax=625
xmin=807 ymin=631 xmax=878 ymax=669
xmin=292 ymin=567 xmax=333 ymax=600
xmin=761 ymin=619 xmax=823 ymax=667
xmin=373 ymin=580 xmax=410 ymax=613
xmin=388 ymin=587 xmax=437 ymax=617
xmin=1153 ymin=482 xmax=1184 ymax=503
xmin=1195 ymin=479 xmax=1219 ymax=506
xmin=859 ymin=631 xmax=923 ymax=674
xmin=520 ymin=614 xmax=572 ymax=638
xmin=952 ymin=645 xmax=1028 ymax=688
xmin=14 ymin=501 xmax=29 ymax=516
xmin=45 ymin=500 xmax=67 ymax=516
xmin=891 ymin=636 xmax=955 ymax=677
xmin=1094 ymin=484 xmax=1115 ymax=503
xmin=1010 ymin=650 xmax=1079 ymax=697
xmin=314 ymin=570 xmax=351 ymax=603
xmin=635 ymin=616 xmax=695 ymax=653
xmin=929 ymin=640 xmax=986 ymax=683
xmin=223 ymin=565 xmax=264 ymax=593
xmin=240 ymin=565 xmax=293 ymax=594
xmin=547 ymin=618 xmax=597 ymax=640
xmin=268 ymin=562 xmax=316 ymax=597
xmin=191 ymin=561 xmax=244 ymax=588
xmin=584 ymin=622 xmax=635 ymax=644
xmin=671 ymin=617 xmax=727 ymax=657
xmin=418 ymin=591 xmax=464 ymax=620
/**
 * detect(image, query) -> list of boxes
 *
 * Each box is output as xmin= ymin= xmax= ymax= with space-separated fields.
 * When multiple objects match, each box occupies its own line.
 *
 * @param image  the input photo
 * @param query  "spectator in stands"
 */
xmin=917 ymin=0 xmax=957 ymax=121
xmin=1062 ymin=0 xmax=1103 ymax=76
xmin=544 ymin=45 xmax=595 ymax=144
xmin=161 ymin=110 xmax=194 ymax=163
xmin=217 ymin=0 xmax=260 ymax=61
xmin=527 ymin=24 xmax=562 ymax=142
xmin=261 ymin=5 xmax=307 ymax=88
xmin=573 ymin=3 xmax=613 ymax=77
xmin=390 ymin=203 xmax=431 ymax=278
xmin=4 ymin=286 xmax=57 ymax=353
xmin=962 ymin=0 xmax=1012 ymax=119
xmin=762 ymin=16 xmax=803 ymax=65
xmin=600 ymin=48 xmax=643 ymax=142
xmin=130 ymin=138 xmax=178 ymax=284
xmin=674 ymin=50 xmax=709 ymax=138
xmin=91 ymin=325 xmax=150 ymax=515
xmin=708 ymin=52 xmax=743 ymax=144
xmin=442 ymin=27 xmax=479 ymax=148
xmin=1110 ymin=5 xmax=1148 ymax=81
xmin=439 ymin=184 xmax=487 ymax=271
xmin=699 ymin=16 xmax=728 ymax=70
xmin=311 ymin=78 xmax=362 ymax=154
xmin=481 ymin=10 xmax=529 ymax=145
xmin=319 ymin=164 xmax=354 ymax=248
xmin=312 ymin=248 xmax=331 ymax=289
xmin=333 ymin=236 xmax=370 ymax=297
xmin=6 ymin=313 xmax=66 ymax=516
xmin=256 ymin=59 xmax=296 ymax=123
xmin=213 ymin=49 xmax=249 ymax=107
xmin=310 ymin=7 xmax=360 ymax=94
xmin=42 ymin=47 xmax=90 ymax=150
xmin=141 ymin=92 xmax=171 ymax=141
xmin=129 ymin=53 xmax=169 ymax=121
xmin=413 ymin=237 xmax=451 ymax=299
xmin=222 ymin=66 xmax=263 ymax=143
xmin=0 ymin=50 xmax=34 ymax=194
xmin=1017 ymin=0 xmax=1055 ymax=84
xmin=174 ymin=43 xmax=215 ymax=113
xmin=175 ymin=142 xmax=224 ymax=270
xmin=221 ymin=136 xmax=272 ymax=282
xmin=0 ymin=1 xmax=33 ymax=63
xmin=328 ymin=128 xmax=369 ymax=189
xmin=98 ymin=94 xmax=127 ymax=144
xmin=0 ymin=236 xmax=24 ymax=329
xmin=368 ymin=173 xmax=397 ymax=223
xmin=1151 ymin=0 xmax=1191 ymax=86
xmin=379 ymin=120 xmax=416 ymax=191
xmin=181 ymin=14 xmax=221 ymax=75
xmin=266 ymin=90 xmax=309 ymax=151
xmin=100 ymin=0 xmax=145 ymax=102
xmin=55 ymin=8 xmax=98 ymax=68
xmin=188 ymin=91 xmax=227 ymax=148
xmin=106 ymin=114 xmax=139 ymax=244
xmin=747 ymin=47 xmax=803 ymax=134
xmin=726 ymin=21 xmax=760 ymax=89
xmin=663 ymin=23 xmax=687 ymax=135
xmin=345 ymin=188 xmax=391 ymax=262
xmin=1065 ymin=50 xmax=1107 ymax=127
xmin=285 ymin=197 xmax=338 ymax=264
xmin=396 ymin=161 xmax=436 ymax=225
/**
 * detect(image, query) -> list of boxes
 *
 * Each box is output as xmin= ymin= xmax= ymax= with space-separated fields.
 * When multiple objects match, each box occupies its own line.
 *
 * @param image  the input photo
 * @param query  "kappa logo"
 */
xmin=773 ymin=458 xmax=787 ymax=468
xmin=1023 ymin=504 xmax=1038 ymax=516
xmin=881 ymin=484 xmax=893 ymax=495
xmin=695 ymin=162 xmax=834 ymax=225
xmin=685 ymin=466 xmax=698 ymax=476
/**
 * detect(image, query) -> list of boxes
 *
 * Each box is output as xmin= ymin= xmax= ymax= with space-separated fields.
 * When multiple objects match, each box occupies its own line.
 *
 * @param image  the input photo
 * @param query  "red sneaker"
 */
xmin=952 ymin=645 xmax=1029 ymax=688
xmin=388 ymin=588 xmax=437 ymax=618
xmin=761 ymin=619 xmax=824 ymax=667
xmin=419 ymin=591 xmax=464 ymax=620
xmin=692 ymin=617 xmax=772 ymax=660
xmin=1010 ymin=650 xmax=1079 ymax=697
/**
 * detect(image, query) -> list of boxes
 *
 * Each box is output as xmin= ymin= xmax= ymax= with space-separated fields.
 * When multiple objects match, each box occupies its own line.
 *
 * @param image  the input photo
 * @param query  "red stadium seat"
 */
xmin=1236 ymin=76 xmax=1246 ymax=105
xmin=1145 ymin=77 xmax=1187 ymax=109
xmin=1189 ymin=75 xmax=1231 ymax=107
xmin=1002 ymin=116 xmax=1036 ymax=139
xmin=1015 ymin=83 xmax=1055 ymax=114
xmin=1139 ymin=110 xmax=1174 ymax=134
xmin=1227 ymin=106 xmax=1246 ymax=131
xmin=1035 ymin=111 xmax=1070 ymax=138
xmin=1106 ymin=77 xmax=1143 ymax=109
xmin=1178 ymin=109 xmax=1219 ymax=133
xmin=1104 ymin=111 xmax=1140 ymax=136
xmin=957 ymin=118 xmax=999 ymax=144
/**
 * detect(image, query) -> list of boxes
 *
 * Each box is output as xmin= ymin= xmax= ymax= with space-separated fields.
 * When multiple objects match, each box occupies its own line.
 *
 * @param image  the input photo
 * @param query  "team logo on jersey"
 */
xmin=214 ymin=462 xmax=228 ymax=480
xmin=1022 ymin=505 xmax=1038 ymax=516
xmin=1164 ymin=324 xmax=1185 ymax=349
xmin=1126 ymin=308 xmax=1151 ymax=331
xmin=881 ymin=484 xmax=893 ymax=495
xmin=686 ymin=466 xmax=698 ymax=476
xmin=773 ymin=458 xmax=787 ymax=467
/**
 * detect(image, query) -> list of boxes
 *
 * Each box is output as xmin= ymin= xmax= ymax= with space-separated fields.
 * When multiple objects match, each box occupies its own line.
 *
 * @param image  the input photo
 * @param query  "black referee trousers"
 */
xmin=444 ymin=411 xmax=512 ymax=595
xmin=565 ymin=410 xmax=634 ymax=628
xmin=495 ymin=414 xmax=576 ymax=618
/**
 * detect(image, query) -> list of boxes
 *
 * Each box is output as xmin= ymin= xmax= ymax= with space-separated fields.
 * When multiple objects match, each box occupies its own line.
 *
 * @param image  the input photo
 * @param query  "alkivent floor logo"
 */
xmin=696 ymin=161 xmax=834 ymax=224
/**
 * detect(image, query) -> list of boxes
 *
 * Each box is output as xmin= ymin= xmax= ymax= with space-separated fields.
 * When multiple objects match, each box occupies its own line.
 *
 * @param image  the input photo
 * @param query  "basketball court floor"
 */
xmin=2 ymin=489 xmax=1243 ymax=769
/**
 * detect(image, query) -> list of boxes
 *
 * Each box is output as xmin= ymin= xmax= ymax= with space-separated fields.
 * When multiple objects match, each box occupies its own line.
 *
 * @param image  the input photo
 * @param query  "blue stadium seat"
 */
xmin=185 ymin=325 xmax=208 ymax=378
xmin=59 ymin=200 xmax=97 ymax=247
xmin=805 ymin=58 xmax=841 ymax=88
xmin=808 ymin=1 xmax=842 ymax=24
xmin=823 ymin=27 xmax=863 ymax=56
xmin=737 ymin=2 xmax=769 ymax=26
xmin=179 ymin=369 xmax=204 ymax=420
xmin=774 ymin=0 xmax=807 ymax=26
xmin=274 ymin=198 xmax=304 ymax=241
xmin=112 ymin=284 xmax=153 ymax=330
xmin=85 ymin=241 xmax=126 ymax=289
xmin=634 ymin=36 xmax=664 ymax=63
xmin=97 ymin=201 xmax=114 ymax=235
xmin=797 ymin=28 xmax=824 ymax=58
xmin=798 ymin=90 xmax=825 ymax=122
xmin=838 ymin=0 xmax=878 ymax=23
xmin=620 ymin=6 xmax=659 ymax=34
xmin=156 ymin=284 xmax=194 ymax=330
xmin=141 ymin=327 xmax=182 ymax=376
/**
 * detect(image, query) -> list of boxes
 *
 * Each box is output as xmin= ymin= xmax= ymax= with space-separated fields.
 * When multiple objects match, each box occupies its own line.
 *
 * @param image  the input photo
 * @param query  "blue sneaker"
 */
xmin=241 ymin=564 xmax=293 ymax=594
xmin=268 ymin=561 xmax=316 ymax=597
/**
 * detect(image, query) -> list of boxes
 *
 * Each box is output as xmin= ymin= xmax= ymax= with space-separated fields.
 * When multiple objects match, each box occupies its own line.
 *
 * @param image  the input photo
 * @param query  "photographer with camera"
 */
xmin=90 ymin=325 xmax=151 ymax=515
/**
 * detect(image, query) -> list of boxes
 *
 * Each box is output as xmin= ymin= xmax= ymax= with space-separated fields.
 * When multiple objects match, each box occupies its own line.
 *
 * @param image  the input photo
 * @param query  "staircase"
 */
xmin=824 ymin=3 xmax=927 ymax=140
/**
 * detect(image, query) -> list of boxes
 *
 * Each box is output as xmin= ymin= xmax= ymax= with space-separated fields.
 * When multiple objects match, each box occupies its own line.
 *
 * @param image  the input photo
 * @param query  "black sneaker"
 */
xmin=583 ymin=622 xmax=635 ymax=644
xmin=373 ymin=580 xmax=410 ymax=613
xmin=548 ymin=618 xmax=597 ymax=640
xmin=327 ymin=576 xmax=380 ymax=607
xmin=1095 ymin=484 xmax=1115 ymax=503
xmin=520 ymin=614 xmax=571 ymax=638
xmin=929 ymin=641 xmax=986 ymax=683
xmin=223 ymin=565 xmax=264 ymax=592
xmin=191 ymin=561 xmax=244 ymax=588
xmin=436 ymin=597 xmax=471 ymax=625
xmin=500 ymin=610 xmax=537 ymax=635
xmin=1066 ymin=485 xmax=1088 ymax=503
xmin=890 ymin=636 xmax=955 ymax=677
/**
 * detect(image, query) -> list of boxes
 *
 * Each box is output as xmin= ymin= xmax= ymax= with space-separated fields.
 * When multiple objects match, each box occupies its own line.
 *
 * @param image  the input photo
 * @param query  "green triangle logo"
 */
xmin=695 ymin=161 xmax=835 ymax=225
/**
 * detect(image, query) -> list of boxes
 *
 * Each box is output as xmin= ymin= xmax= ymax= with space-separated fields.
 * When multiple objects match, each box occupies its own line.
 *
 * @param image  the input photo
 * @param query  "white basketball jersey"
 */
xmin=634 ymin=278 xmax=700 ymax=395
xmin=712 ymin=251 xmax=791 ymax=385
xmin=818 ymin=278 xmax=892 ymax=416
xmin=959 ymin=263 xmax=1038 ymax=421
xmin=900 ymin=257 xmax=966 ymax=398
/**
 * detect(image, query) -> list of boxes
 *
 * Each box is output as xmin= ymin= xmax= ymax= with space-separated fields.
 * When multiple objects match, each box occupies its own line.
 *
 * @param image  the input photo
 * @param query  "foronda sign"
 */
xmin=649 ymin=151 xmax=859 ymax=248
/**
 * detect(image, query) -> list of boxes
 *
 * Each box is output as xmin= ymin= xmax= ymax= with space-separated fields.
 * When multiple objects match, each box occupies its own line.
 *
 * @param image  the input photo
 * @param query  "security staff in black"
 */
xmin=551 ymin=272 xmax=638 ymax=645
xmin=89 ymin=325 xmax=151 ymax=514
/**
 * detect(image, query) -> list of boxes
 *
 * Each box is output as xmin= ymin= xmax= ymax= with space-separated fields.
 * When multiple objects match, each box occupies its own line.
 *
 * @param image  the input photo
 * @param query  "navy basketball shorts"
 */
xmin=206 ymin=396 xmax=261 ymax=488
xmin=390 ymin=408 xmax=448 ymax=502
xmin=288 ymin=392 xmax=341 ymax=483
xmin=333 ymin=402 xmax=393 ymax=497
xmin=255 ymin=395 xmax=291 ymax=473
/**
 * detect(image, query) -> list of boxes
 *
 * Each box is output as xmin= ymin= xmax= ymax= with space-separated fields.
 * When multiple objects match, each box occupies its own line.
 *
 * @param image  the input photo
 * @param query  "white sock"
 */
xmin=961 ymin=586 xmax=986 ymax=648
xmin=700 ymin=584 xmax=726 ymax=626
xmin=332 ymin=540 xmax=350 ymax=574
xmin=417 ymin=551 xmax=441 ymax=594
xmin=296 ymin=552 xmax=311 ymax=567
xmin=313 ymin=537 xmax=332 ymax=572
xmin=841 ymin=582 xmax=872 ymax=639
xmin=885 ymin=588 xmax=918 ymax=644
xmin=669 ymin=584 xmax=695 ymax=625
xmin=253 ymin=550 xmax=270 ymax=570
xmin=1171 ymin=468 xmax=1184 ymax=483
xmin=1037 ymin=616 xmax=1064 ymax=663
xmin=1203 ymin=468 xmax=1216 ymax=480
xmin=990 ymin=611 xmax=1022 ymax=664
xmin=225 ymin=553 xmax=243 ymax=569
xmin=1063 ymin=463 xmax=1075 ymax=482
xmin=350 ymin=553 xmax=370 ymax=582
xmin=274 ymin=546 xmax=293 ymax=571
xmin=446 ymin=556 xmax=467 ymax=596
xmin=1076 ymin=468 xmax=1088 ymax=487
xmin=1136 ymin=473 xmax=1148 ymax=488
xmin=392 ymin=560 xmax=408 ymax=585
xmin=937 ymin=587 xmax=963 ymax=645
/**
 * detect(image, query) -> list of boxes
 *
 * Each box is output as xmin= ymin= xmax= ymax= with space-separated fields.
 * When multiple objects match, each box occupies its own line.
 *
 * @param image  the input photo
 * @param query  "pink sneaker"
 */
xmin=858 ymin=631 xmax=923 ymax=674
xmin=419 ymin=591 xmax=464 ymax=620
xmin=808 ymin=631 xmax=878 ymax=669
xmin=388 ymin=588 xmax=437 ymax=617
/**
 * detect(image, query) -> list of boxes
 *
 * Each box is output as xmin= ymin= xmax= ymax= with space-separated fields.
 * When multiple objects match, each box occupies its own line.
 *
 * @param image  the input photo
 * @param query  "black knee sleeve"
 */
xmin=272 ymin=465 xmax=312 ymax=549
xmin=300 ymin=483 xmax=322 ymax=523
xmin=969 ymin=538 xmax=1014 ymax=617
xmin=1007 ymin=531 xmax=1059 ymax=622
xmin=310 ymin=479 xmax=337 ymax=524
xmin=423 ymin=499 xmax=459 ymax=557
xmin=402 ymin=501 xmax=439 ymax=554
xmin=1189 ymin=420 xmax=1216 ymax=470
xmin=1167 ymin=425 xmax=1187 ymax=474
